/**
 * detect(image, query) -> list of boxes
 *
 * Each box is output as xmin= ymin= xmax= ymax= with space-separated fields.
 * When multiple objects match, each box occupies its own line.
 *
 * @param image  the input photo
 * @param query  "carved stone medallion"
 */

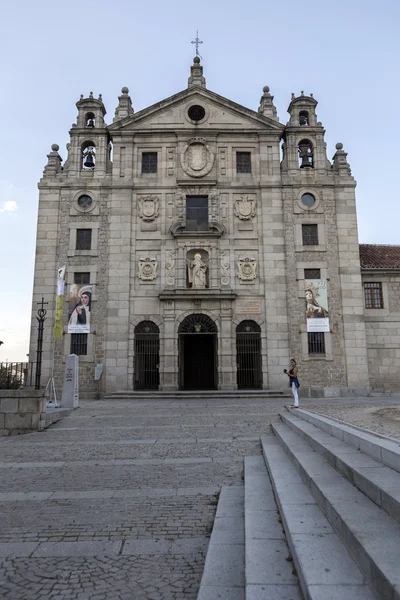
xmin=220 ymin=251 xmax=230 ymax=286
xmin=235 ymin=195 xmax=256 ymax=220
xmin=138 ymin=195 xmax=159 ymax=221
xmin=138 ymin=257 xmax=158 ymax=281
xmin=237 ymin=257 xmax=257 ymax=281
xmin=181 ymin=138 xmax=214 ymax=178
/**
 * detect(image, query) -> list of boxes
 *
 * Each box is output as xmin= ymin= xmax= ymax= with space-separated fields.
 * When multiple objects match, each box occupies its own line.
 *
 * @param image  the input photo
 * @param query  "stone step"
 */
xmin=244 ymin=455 xmax=302 ymax=600
xmin=262 ymin=436 xmax=376 ymax=600
xmin=269 ymin=423 xmax=400 ymax=599
xmin=289 ymin=407 xmax=400 ymax=473
xmin=280 ymin=412 xmax=400 ymax=524
xmin=197 ymin=485 xmax=245 ymax=600
xmin=105 ymin=390 xmax=291 ymax=401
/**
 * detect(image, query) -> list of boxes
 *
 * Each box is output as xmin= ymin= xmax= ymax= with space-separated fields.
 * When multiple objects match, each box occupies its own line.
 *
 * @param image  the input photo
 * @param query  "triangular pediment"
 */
xmin=108 ymin=87 xmax=284 ymax=134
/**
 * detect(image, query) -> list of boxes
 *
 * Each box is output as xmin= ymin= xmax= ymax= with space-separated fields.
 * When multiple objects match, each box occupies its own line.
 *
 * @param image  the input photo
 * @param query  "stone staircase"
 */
xmin=104 ymin=389 xmax=291 ymax=401
xmin=198 ymin=407 xmax=400 ymax=599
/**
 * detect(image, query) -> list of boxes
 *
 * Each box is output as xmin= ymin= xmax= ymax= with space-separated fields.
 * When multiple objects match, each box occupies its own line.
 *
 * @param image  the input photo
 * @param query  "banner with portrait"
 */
xmin=67 ymin=284 xmax=92 ymax=333
xmin=305 ymin=279 xmax=330 ymax=332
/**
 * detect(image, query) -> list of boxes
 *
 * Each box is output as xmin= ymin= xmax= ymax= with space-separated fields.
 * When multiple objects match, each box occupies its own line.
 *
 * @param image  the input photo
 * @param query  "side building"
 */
xmin=28 ymin=58 xmax=398 ymax=398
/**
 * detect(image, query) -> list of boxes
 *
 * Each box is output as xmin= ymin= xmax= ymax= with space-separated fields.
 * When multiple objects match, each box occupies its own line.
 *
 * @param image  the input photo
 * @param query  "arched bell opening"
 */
xmin=81 ymin=141 xmax=96 ymax=170
xmin=134 ymin=321 xmax=160 ymax=390
xmin=236 ymin=320 xmax=262 ymax=389
xmin=178 ymin=314 xmax=218 ymax=390
xmin=85 ymin=112 xmax=96 ymax=128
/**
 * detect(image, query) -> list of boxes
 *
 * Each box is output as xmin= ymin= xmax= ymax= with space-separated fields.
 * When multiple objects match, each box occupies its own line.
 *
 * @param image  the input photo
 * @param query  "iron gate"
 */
xmin=236 ymin=320 xmax=262 ymax=389
xmin=178 ymin=314 xmax=218 ymax=390
xmin=134 ymin=321 xmax=160 ymax=390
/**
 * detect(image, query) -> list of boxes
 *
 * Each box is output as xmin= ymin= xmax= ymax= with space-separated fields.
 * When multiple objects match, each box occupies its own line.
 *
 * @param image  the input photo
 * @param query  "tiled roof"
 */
xmin=359 ymin=244 xmax=400 ymax=269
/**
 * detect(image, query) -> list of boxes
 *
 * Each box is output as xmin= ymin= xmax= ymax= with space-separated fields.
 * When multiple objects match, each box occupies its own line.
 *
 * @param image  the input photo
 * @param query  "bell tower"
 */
xmin=64 ymin=92 xmax=111 ymax=177
xmin=282 ymin=91 xmax=330 ymax=176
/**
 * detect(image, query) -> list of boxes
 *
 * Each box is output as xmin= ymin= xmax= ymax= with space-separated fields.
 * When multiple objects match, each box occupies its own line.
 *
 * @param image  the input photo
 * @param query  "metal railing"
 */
xmin=0 ymin=362 xmax=36 ymax=389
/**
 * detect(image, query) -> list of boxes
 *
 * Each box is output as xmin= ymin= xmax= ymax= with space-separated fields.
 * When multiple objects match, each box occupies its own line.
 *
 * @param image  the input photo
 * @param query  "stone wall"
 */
xmin=0 ymin=390 xmax=46 ymax=435
xmin=364 ymin=273 xmax=400 ymax=389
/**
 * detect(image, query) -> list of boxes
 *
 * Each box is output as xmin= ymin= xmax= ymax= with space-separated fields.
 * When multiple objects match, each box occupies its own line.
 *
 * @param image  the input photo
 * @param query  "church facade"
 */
xmin=29 ymin=58 xmax=400 ymax=398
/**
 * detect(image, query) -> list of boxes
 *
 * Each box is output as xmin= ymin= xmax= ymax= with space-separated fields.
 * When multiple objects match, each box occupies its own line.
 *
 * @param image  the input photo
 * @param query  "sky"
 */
xmin=0 ymin=0 xmax=399 ymax=362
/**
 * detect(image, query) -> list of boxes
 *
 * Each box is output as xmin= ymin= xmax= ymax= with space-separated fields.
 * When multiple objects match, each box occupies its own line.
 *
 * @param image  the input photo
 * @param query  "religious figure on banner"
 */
xmin=305 ymin=280 xmax=329 ymax=332
xmin=188 ymin=252 xmax=207 ymax=288
xmin=68 ymin=284 xmax=92 ymax=333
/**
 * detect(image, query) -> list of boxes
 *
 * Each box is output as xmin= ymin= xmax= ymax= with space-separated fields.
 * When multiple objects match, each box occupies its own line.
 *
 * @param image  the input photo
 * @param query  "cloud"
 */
xmin=0 ymin=200 xmax=18 ymax=213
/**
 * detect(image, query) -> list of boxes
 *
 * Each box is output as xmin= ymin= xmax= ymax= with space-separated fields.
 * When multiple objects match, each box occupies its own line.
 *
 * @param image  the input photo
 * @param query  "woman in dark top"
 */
xmin=284 ymin=359 xmax=299 ymax=407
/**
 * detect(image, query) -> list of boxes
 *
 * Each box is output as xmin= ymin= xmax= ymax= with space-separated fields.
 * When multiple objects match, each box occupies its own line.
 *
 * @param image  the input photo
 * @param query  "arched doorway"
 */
xmin=236 ymin=320 xmax=262 ymax=389
xmin=134 ymin=321 xmax=160 ymax=390
xmin=178 ymin=314 xmax=218 ymax=390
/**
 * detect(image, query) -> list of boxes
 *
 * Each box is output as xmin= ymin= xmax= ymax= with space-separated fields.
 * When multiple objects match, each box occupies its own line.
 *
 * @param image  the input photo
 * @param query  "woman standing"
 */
xmin=284 ymin=359 xmax=300 ymax=408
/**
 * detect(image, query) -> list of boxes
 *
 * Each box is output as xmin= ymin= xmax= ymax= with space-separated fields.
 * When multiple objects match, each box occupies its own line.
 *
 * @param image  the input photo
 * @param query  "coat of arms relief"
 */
xmin=138 ymin=195 xmax=159 ymax=221
xmin=235 ymin=195 xmax=256 ymax=221
xmin=138 ymin=257 xmax=158 ymax=281
xmin=237 ymin=256 xmax=257 ymax=281
xmin=181 ymin=138 xmax=214 ymax=178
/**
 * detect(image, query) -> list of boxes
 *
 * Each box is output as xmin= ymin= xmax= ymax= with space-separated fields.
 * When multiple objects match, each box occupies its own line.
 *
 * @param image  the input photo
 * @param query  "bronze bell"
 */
xmin=84 ymin=152 xmax=95 ymax=169
xmin=87 ymin=119 xmax=95 ymax=127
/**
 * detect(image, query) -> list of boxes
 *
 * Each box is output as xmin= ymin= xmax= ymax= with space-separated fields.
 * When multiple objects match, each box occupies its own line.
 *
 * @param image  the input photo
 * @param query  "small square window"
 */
xmin=186 ymin=196 xmax=209 ymax=231
xmin=304 ymin=268 xmax=321 ymax=280
xmin=308 ymin=332 xmax=326 ymax=354
xmin=76 ymin=229 xmax=92 ymax=250
xmin=142 ymin=152 xmax=158 ymax=174
xmin=364 ymin=282 xmax=383 ymax=309
xmin=74 ymin=272 xmax=90 ymax=284
xmin=302 ymin=224 xmax=319 ymax=246
xmin=236 ymin=152 xmax=251 ymax=174
xmin=70 ymin=333 xmax=88 ymax=356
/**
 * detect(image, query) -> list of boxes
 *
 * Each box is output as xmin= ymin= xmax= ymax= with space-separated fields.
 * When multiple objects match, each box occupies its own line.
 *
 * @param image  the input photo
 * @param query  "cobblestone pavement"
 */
xmin=0 ymin=398 xmax=288 ymax=600
xmin=303 ymin=399 xmax=400 ymax=440
xmin=2 ymin=396 xmax=399 ymax=599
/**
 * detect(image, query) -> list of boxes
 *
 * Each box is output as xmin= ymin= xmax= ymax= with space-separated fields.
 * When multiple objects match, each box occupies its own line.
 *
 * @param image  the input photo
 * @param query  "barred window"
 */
xmin=302 ymin=224 xmax=318 ymax=246
xmin=236 ymin=152 xmax=251 ymax=174
xmin=308 ymin=332 xmax=326 ymax=354
xmin=76 ymin=229 xmax=92 ymax=250
xmin=364 ymin=282 xmax=383 ymax=309
xmin=70 ymin=333 xmax=88 ymax=356
xmin=142 ymin=152 xmax=158 ymax=174
xmin=74 ymin=272 xmax=90 ymax=284
xmin=304 ymin=268 xmax=321 ymax=279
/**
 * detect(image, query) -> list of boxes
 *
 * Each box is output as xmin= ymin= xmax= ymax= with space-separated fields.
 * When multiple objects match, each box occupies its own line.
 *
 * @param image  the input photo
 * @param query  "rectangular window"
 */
xmin=308 ymin=332 xmax=326 ymax=354
xmin=142 ymin=152 xmax=158 ymax=174
xmin=364 ymin=282 xmax=384 ymax=309
xmin=304 ymin=268 xmax=321 ymax=280
xmin=74 ymin=272 xmax=90 ymax=284
xmin=236 ymin=151 xmax=251 ymax=174
xmin=76 ymin=229 xmax=92 ymax=250
xmin=70 ymin=333 xmax=88 ymax=356
xmin=302 ymin=224 xmax=319 ymax=246
xmin=186 ymin=196 xmax=209 ymax=231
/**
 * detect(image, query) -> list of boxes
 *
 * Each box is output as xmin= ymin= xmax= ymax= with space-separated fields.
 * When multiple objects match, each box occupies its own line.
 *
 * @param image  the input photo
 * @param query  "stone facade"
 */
xmin=30 ymin=58 xmax=391 ymax=397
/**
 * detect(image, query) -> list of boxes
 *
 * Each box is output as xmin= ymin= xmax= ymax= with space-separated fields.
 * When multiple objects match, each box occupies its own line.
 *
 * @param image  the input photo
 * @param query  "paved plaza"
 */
xmin=0 ymin=397 xmax=399 ymax=599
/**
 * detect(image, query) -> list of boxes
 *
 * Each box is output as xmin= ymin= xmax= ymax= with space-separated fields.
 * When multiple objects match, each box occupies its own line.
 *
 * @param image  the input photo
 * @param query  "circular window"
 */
xmin=301 ymin=193 xmax=316 ymax=208
xmin=188 ymin=105 xmax=206 ymax=122
xmin=77 ymin=194 xmax=93 ymax=209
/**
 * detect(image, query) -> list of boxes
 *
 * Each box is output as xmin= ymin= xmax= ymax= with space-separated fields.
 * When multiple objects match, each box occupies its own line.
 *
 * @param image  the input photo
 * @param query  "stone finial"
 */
xmin=258 ymin=86 xmax=279 ymax=121
xmin=44 ymin=143 xmax=62 ymax=176
xmin=113 ymin=86 xmax=134 ymax=122
xmin=188 ymin=56 xmax=206 ymax=88
xmin=332 ymin=142 xmax=352 ymax=175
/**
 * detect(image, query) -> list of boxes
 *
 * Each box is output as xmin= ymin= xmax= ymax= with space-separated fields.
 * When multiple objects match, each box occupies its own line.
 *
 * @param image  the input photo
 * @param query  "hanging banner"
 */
xmin=305 ymin=279 xmax=330 ymax=332
xmin=53 ymin=266 xmax=66 ymax=339
xmin=67 ymin=284 xmax=92 ymax=333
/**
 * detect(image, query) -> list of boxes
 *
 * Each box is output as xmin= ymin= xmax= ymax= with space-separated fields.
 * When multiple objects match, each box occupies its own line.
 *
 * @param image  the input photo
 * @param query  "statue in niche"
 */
xmin=188 ymin=252 xmax=207 ymax=289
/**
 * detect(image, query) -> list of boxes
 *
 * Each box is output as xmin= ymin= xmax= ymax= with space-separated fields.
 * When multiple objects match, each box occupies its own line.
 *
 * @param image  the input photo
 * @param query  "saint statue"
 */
xmin=188 ymin=252 xmax=207 ymax=288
